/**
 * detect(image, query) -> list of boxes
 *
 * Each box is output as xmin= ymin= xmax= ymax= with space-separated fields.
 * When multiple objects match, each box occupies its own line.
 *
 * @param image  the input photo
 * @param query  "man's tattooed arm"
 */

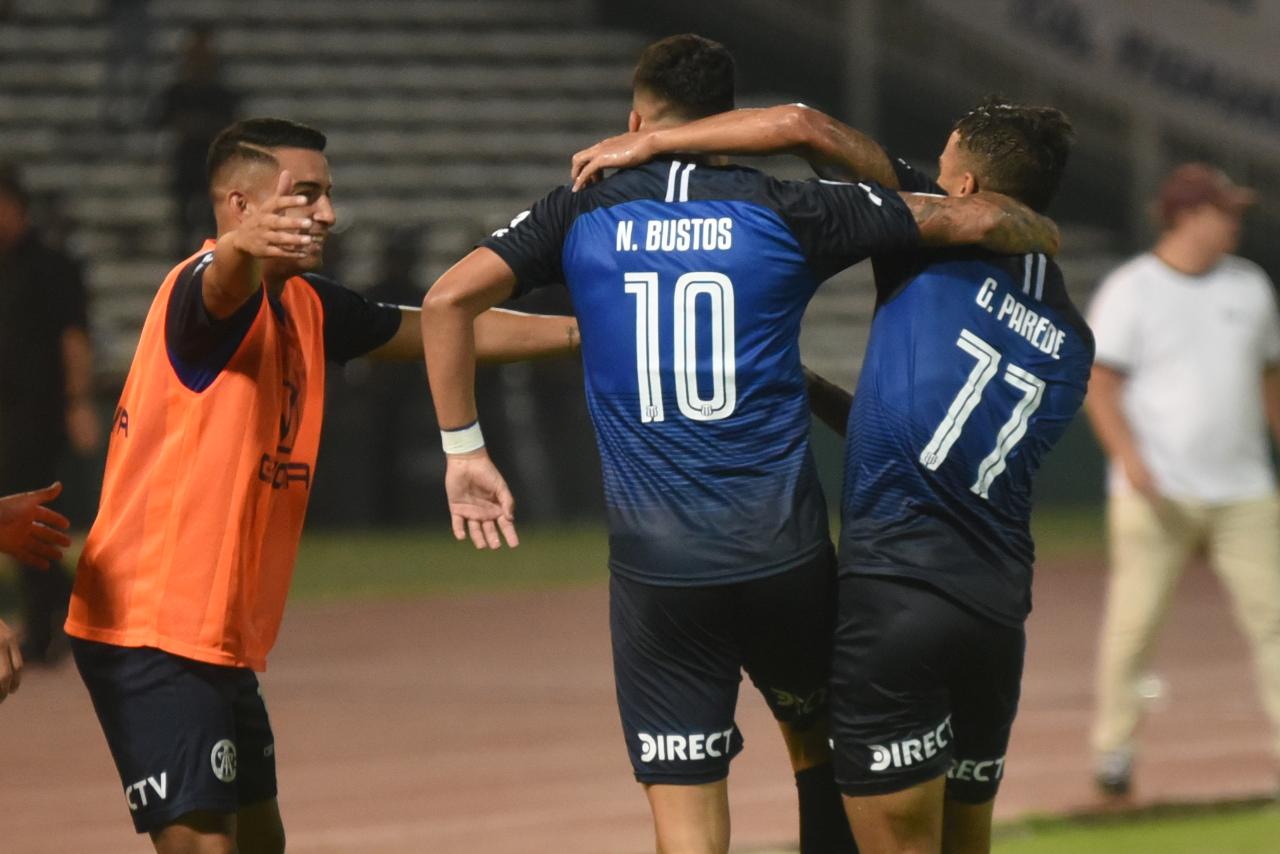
xmin=901 ymin=191 xmax=1061 ymax=256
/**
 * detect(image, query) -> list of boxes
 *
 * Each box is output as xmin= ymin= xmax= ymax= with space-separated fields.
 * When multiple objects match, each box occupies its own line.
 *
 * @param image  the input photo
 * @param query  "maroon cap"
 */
xmin=1158 ymin=162 xmax=1256 ymax=227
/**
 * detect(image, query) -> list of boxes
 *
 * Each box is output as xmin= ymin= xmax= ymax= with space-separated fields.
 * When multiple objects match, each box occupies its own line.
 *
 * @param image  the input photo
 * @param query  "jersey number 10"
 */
xmin=625 ymin=271 xmax=737 ymax=423
xmin=919 ymin=329 xmax=1046 ymax=500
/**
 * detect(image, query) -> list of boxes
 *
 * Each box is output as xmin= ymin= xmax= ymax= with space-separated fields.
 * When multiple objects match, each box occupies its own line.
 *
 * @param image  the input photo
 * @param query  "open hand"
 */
xmin=444 ymin=452 xmax=519 ymax=549
xmin=228 ymin=170 xmax=314 ymax=259
xmin=0 ymin=618 xmax=23 ymax=702
xmin=571 ymin=131 xmax=657 ymax=191
xmin=0 ymin=482 xmax=72 ymax=568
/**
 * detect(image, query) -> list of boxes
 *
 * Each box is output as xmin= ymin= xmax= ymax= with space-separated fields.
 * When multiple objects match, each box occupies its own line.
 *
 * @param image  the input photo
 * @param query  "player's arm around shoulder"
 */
xmin=569 ymin=103 xmax=899 ymax=190
xmin=902 ymin=190 xmax=1060 ymax=256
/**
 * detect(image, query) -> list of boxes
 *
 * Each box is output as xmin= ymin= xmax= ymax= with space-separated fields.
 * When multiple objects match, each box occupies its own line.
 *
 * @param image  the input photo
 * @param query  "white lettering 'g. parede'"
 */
xmin=615 ymin=218 xmax=734 ymax=253
xmin=975 ymin=277 xmax=1067 ymax=360
xmin=639 ymin=728 xmax=735 ymax=762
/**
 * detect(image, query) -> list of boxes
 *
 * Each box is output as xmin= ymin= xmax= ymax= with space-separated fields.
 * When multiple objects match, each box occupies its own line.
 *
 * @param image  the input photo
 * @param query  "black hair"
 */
xmin=206 ymin=117 xmax=327 ymax=187
xmin=632 ymin=34 xmax=735 ymax=120
xmin=951 ymin=95 xmax=1075 ymax=212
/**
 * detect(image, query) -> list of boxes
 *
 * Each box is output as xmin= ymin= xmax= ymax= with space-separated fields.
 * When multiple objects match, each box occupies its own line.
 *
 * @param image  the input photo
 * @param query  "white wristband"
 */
xmin=441 ymin=422 xmax=485 ymax=455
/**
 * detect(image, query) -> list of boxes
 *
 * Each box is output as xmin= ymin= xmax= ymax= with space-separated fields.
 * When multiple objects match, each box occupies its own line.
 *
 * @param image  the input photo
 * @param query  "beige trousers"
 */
xmin=1091 ymin=492 xmax=1280 ymax=760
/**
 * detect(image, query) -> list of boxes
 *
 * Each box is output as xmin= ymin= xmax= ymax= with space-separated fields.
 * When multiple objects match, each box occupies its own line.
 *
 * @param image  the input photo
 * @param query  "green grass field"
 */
xmin=286 ymin=503 xmax=1107 ymax=602
xmin=288 ymin=524 xmax=612 ymax=600
xmin=993 ymin=803 xmax=1280 ymax=853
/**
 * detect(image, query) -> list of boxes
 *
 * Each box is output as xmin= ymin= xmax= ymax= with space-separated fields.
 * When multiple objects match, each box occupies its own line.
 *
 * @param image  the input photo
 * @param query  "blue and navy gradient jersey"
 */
xmin=838 ymin=160 xmax=1095 ymax=625
xmin=481 ymin=158 xmax=921 ymax=586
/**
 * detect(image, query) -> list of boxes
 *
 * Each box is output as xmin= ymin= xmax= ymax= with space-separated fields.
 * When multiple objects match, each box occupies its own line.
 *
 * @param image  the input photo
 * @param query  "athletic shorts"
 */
xmin=71 ymin=638 xmax=278 ymax=833
xmin=610 ymin=547 xmax=837 ymax=785
xmin=830 ymin=574 xmax=1024 ymax=803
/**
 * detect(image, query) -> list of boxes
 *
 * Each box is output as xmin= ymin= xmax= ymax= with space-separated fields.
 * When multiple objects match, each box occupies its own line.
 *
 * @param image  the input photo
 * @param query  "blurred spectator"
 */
xmin=100 ymin=0 xmax=153 ymax=128
xmin=1086 ymin=162 xmax=1280 ymax=796
xmin=153 ymin=26 xmax=241 ymax=254
xmin=0 ymin=163 xmax=100 ymax=663
xmin=364 ymin=227 xmax=428 ymax=523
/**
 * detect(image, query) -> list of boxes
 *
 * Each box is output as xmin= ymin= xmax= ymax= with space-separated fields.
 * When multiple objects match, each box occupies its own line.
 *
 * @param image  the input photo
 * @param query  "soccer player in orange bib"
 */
xmin=64 ymin=118 xmax=580 ymax=854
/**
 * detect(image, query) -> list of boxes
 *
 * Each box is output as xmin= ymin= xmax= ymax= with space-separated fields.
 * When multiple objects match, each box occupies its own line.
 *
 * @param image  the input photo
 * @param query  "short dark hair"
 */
xmin=632 ymin=34 xmax=735 ymax=120
xmin=206 ymin=117 xmax=327 ymax=187
xmin=952 ymin=96 xmax=1074 ymax=212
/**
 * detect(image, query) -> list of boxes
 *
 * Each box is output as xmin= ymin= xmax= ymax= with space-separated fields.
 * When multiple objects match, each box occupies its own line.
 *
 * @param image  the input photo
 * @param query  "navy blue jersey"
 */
xmin=839 ymin=157 xmax=1094 ymax=624
xmin=482 ymin=158 xmax=920 ymax=585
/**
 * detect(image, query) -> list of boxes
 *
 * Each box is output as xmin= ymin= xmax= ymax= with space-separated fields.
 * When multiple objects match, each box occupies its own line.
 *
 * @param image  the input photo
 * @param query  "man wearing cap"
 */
xmin=1087 ymin=162 xmax=1280 ymax=796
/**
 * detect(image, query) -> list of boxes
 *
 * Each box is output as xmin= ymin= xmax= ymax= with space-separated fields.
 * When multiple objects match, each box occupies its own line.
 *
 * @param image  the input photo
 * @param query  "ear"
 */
xmin=226 ymin=189 xmax=250 ymax=221
xmin=628 ymin=109 xmax=642 ymax=133
xmin=956 ymin=171 xmax=979 ymax=198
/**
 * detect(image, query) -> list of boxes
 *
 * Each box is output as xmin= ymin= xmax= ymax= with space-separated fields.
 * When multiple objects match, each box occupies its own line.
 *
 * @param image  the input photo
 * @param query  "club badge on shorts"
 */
xmin=210 ymin=739 xmax=238 ymax=783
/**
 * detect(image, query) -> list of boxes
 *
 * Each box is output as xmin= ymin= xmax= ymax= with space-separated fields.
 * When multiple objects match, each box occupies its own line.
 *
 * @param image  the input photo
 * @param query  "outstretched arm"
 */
xmin=804 ymin=367 xmax=852 ymax=437
xmin=571 ymin=104 xmax=899 ymax=190
xmin=903 ymin=191 xmax=1061 ymax=256
xmin=368 ymin=305 xmax=579 ymax=363
xmin=420 ymin=248 xmax=525 ymax=550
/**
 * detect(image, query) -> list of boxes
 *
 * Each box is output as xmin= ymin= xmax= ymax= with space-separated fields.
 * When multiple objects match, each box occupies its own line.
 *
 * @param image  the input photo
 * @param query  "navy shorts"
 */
xmin=71 ymin=638 xmax=278 ymax=833
xmin=610 ymin=547 xmax=837 ymax=785
xmin=830 ymin=574 xmax=1024 ymax=803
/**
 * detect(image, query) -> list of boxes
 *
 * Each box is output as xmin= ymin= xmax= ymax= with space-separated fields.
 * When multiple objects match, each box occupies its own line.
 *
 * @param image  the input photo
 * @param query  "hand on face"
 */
xmin=253 ymin=148 xmax=336 ymax=278
xmin=232 ymin=169 xmax=315 ymax=262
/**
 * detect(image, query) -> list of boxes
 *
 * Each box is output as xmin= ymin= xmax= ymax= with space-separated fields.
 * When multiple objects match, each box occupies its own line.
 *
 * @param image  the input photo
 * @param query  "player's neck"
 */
xmin=663 ymin=152 xmax=727 ymax=167
xmin=1152 ymin=234 xmax=1223 ymax=277
xmin=645 ymin=118 xmax=726 ymax=166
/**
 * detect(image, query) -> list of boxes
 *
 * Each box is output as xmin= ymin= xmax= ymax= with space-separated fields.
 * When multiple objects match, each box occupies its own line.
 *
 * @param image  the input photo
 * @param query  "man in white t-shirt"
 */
xmin=1086 ymin=162 xmax=1280 ymax=796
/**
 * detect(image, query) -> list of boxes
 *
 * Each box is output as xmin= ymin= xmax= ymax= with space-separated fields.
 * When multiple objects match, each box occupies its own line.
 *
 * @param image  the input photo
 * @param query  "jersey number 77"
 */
xmin=919 ymin=328 xmax=1046 ymax=500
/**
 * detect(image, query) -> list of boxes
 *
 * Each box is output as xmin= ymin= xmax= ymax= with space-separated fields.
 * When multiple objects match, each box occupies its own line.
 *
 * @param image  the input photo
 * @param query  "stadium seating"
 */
xmin=0 ymin=0 xmax=640 ymax=373
xmin=1 ymin=0 xmax=1126 ymax=384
